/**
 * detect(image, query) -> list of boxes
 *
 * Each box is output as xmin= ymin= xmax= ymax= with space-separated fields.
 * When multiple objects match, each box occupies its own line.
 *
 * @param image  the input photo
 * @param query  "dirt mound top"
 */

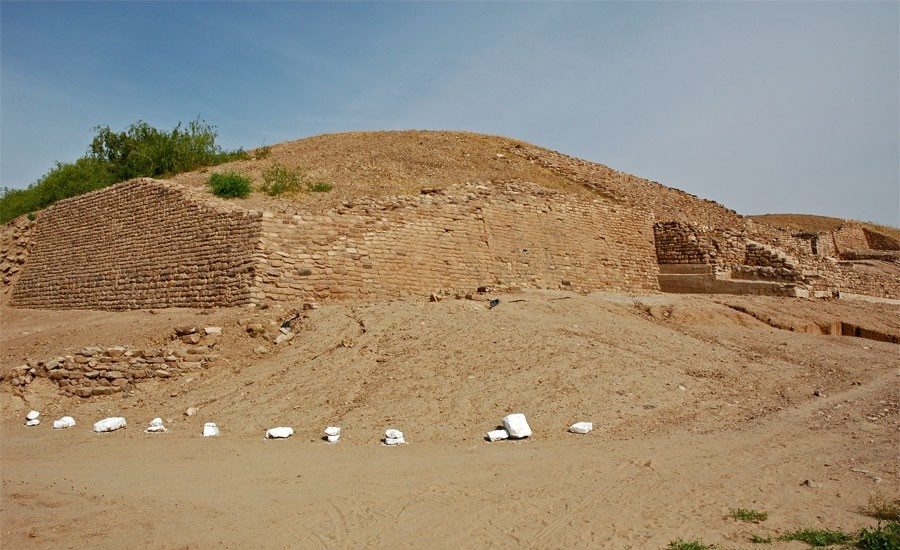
xmin=169 ymin=130 xmax=740 ymax=226
xmin=751 ymin=213 xmax=900 ymax=241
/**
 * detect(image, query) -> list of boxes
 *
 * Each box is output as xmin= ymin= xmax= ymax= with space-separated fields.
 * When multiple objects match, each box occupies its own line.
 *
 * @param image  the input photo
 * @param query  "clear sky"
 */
xmin=1 ymin=1 xmax=897 ymax=225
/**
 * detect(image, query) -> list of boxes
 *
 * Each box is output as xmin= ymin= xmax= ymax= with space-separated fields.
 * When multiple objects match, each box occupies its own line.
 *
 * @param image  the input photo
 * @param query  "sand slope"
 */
xmin=2 ymin=291 xmax=898 ymax=548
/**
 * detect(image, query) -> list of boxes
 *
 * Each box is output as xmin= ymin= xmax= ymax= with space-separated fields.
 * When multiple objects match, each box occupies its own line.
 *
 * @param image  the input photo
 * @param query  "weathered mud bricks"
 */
xmin=10 ymin=179 xmax=659 ymax=309
xmin=11 ymin=179 xmax=261 ymax=309
xmin=255 ymin=182 xmax=659 ymax=302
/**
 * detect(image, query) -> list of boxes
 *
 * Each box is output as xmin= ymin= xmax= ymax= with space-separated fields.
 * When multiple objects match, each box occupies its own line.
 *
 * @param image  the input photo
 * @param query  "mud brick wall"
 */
xmin=6 ymin=327 xmax=221 ymax=398
xmin=11 ymin=179 xmax=261 ymax=309
xmin=811 ymin=261 xmax=900 ymax=299
xmin=253 ymin=182 xmax=659 ymax=302
xmin=831 ymin=224 xmax=870 ymax=255
xmin=862 ymin=228 xmax=900 ymax=251
xmin=512 ymin=144 xmax=743 ymax=228
xmin=653 ymin=222 xmax=716 ymax=264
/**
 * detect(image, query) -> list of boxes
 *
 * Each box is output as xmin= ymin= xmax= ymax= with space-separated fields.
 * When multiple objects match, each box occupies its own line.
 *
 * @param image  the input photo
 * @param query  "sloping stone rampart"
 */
xmin=10 ymin=179 xmax=660 ymax=309
xmin=11 ymin=179 xmax=261 ymax=309
xmin=254 ymin=182 xmax=659 ymax=302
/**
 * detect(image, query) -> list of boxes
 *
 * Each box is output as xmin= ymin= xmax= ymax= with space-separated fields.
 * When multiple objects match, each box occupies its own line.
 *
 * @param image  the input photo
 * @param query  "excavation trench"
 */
xmin=723 ymin=304 xmax=899 ymax=344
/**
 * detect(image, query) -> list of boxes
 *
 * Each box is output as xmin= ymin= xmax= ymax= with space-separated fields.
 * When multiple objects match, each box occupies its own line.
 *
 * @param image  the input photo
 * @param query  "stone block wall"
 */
xmin=253 ymin=182 xmax=659 ymax=302
xmin=831 ymin=224 xmax=870 ymax=255
xmin=6 ymin=326 xmax=221 ymax=398
xmin=862 ymin=228 xmax=900 ymax=251
xmin=11 ymin=179 xmax=261 ymax=309
xmin=653 ymin=222 xmax=716 ymax=265
xmin=0 ymin=215 xmax=34 ymax=301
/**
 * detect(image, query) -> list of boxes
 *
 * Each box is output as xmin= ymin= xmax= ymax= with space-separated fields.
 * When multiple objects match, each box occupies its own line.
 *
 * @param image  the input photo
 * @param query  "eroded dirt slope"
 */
xmin=1 ymin=292 xmax=897 ymax=548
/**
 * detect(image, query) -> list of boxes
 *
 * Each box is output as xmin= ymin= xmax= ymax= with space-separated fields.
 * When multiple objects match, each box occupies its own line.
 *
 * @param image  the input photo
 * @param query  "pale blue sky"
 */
xmin=1 ymin=1 xmax=897 ymax=224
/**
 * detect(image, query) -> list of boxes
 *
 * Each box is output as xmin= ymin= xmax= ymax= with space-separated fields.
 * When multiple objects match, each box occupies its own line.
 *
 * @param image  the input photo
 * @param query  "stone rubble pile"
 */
xmin=4 ymin=326 xmax=223 ymax=398
xmin=24 ymin=410 xmax=40 ymax=426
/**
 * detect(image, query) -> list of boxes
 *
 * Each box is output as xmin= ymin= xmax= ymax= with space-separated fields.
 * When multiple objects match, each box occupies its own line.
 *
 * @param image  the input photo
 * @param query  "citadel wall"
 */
xmin=254 ymin=182 xmax=660 ymax=303
xmin=11 ymin=179 xmax=261 ymax=309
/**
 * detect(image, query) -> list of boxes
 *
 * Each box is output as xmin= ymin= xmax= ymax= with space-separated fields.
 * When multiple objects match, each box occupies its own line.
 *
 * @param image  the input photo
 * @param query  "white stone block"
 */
xmin=202 ymin=422 xmax=220 ymax=437
xmin=384 ymin=428 xmax=403 ymax=440
xmin=25 ymin=418 xmax=40 ymax=426
xmin=204 ymin=326 xmax=223 ymax=335
xmin=326 ymin=434 xmax=341 ymax=443
xmin=486 ymin=429 xmax=509 ymax=441
xmin=146 ymin=417 xmax=167 ymax=433
xmin=502 ymin=413 xmax=532 ymax=439
xmin=93 ymin=417 xmax=127 ymax=433
xmin=324 ymin=426 xmax=341 ymax=437
xmin=53 ymin=416 xmax=76 ymax=429
xmin=265 ymin=427 xmax=294 ymax=439
xmin=384 ymin=436 xmax=405 ymax=446
xmin=568 ymin=422 xmax=593 ymax=434
xmin=26 ymin=410 xmax=40 ymax=420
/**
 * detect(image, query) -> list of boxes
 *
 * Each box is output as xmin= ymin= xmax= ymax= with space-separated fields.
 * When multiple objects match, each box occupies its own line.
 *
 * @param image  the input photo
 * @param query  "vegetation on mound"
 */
xmin=209 ymin=172 xmax=253 ymax=198
xmin=864 ymin=494 xmax=900 ymax=522
xmin=261 ymin=163 xmax=303 ymax=196
xmin=856 ymin=521 xmax=900 ymax=549
xmin=260 ymin=162 xmax=332 ymax=196
xmin=1 ymin=118 xmax=247 ymax=223
xmin=731 ymin=508 xmax=768 ymax=523
xmin=667 ymin=539 xmax=716 ymax=550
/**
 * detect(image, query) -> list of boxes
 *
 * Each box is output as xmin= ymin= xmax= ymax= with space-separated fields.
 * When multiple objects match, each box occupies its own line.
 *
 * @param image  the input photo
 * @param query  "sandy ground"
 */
xmin=2 ymin=291 xmax=898 ymax=548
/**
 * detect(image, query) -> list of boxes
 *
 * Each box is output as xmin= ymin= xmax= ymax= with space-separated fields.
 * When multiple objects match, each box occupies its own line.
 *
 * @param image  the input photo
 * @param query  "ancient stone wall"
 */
xmin=513 ymin=144 xmax=743 ymax=228
xmin=11 ymin=179 xmax=261 ymax=310
xmin=652 ymin=222 xmax=716 ymax=265
xmin=863 ymin=228 xmax=900 ymax=251
xmin=831 ymin=224 xmax=870 ymax=255
xmin=0 ymin=215 xmax=35 ymax=302
xmin=6 ymin=326 xmax=222 ymax=398
xmin=254 ymin=182 xmax=659 ymax=303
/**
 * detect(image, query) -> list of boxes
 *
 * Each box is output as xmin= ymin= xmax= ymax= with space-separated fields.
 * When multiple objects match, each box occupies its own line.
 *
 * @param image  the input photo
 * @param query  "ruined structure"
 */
xmin=4 ymin=131 xmax=898 ymax=310
xmin=8 ymin=178 xmax=659 ymax=309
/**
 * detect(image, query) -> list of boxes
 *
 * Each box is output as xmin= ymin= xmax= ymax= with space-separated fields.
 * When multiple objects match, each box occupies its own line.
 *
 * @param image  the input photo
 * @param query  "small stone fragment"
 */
xmin=202 ymin=422 xmax=220 ymax=437
xmin=146 ymin=417 xmax=167 ymax=433
xmin=53 ymin=416 xmax=76 ymax=429
xmin=265 ymin=427 xmax=294 ymax=439
xmin=568 ymin=422 xmax=593 ymax=434
xmin=93 ymin=417 xmax=127 ymax=433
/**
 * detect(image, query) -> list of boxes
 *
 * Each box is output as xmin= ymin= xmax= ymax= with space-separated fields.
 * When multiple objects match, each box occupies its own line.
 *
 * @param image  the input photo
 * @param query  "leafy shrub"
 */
xmin=306 ymin=181 xmax=333 ymax=193
xmin=260 ymin=163 xmax=303 ymax=196
xmin=749 ymin=534 xmax=772 ymax=544
xmin=856 ymin=521 xmax=900 ymax=549
xmin=0 ymin=118 xmax=246 ymax=223
xmin=89 ymin=118 xmax=247 ymax=181
xmin=1 ymin=157 xmax=114 ymax=223
xmin=208 ymin=172 xmax=252 ymax=198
